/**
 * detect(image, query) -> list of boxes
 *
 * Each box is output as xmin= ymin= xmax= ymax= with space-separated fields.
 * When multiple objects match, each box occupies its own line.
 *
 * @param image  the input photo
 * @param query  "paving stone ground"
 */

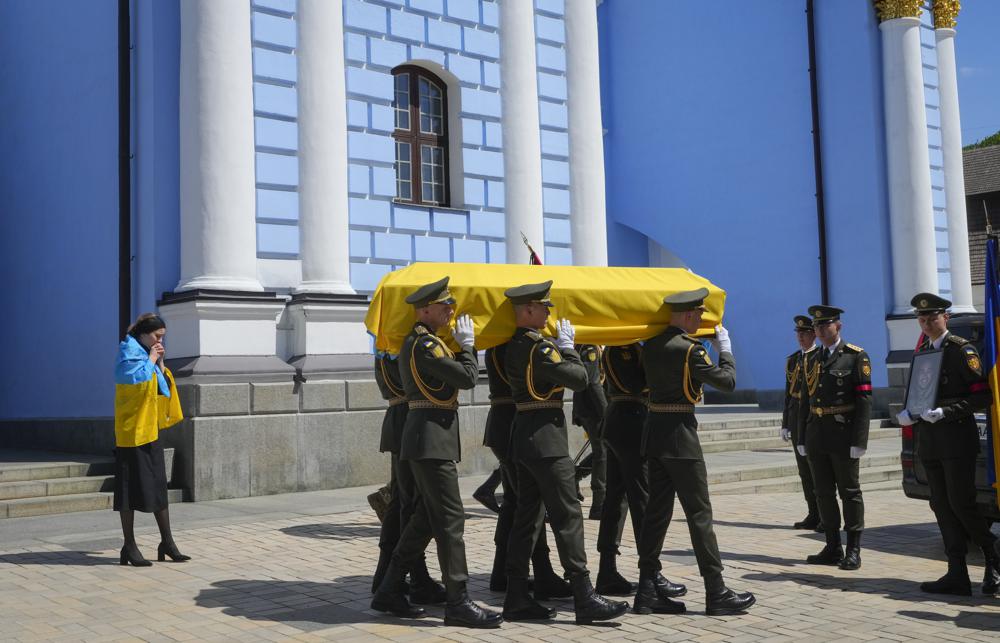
xmin=2 ymin=483 xmax=999 ymax=642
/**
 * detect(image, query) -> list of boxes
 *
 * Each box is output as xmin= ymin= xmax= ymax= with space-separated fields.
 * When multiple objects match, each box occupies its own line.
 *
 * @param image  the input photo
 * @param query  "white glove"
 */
xmin=796 ymin=445 xmax=807 ymax=457
xmin=555 ymin=318 xmax=576 ymax=351
xmin=896 ymin=409 xmax=914 ymax=426
xmin=713 ymin=324 xmax=732 ymax=354
xmin=451 ymin=314 xmax=475 ymax=349
xmin=920 ymin=407 xmax=945 ymax=423
xmin=850 ymin=446 xmax=866 ymax=459
xmin=780 ymin=428 xmax=791 ymax=442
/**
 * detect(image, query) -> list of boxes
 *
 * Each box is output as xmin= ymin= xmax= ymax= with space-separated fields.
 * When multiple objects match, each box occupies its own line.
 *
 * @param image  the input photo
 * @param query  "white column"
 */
xmin=295 ymin=0 xmax=355 ymax=294
xmin=499 ymin=0 xmax=545 ymax=263
xmin=177 ymin=0 xmax=262 ymax=292
xmin=564 ymin=0 xmax=607 ymax=267
xmin=879 ymin=17 xmax=938 ymax=314
xmin=935 ymin=28 xmax=975 ymax=312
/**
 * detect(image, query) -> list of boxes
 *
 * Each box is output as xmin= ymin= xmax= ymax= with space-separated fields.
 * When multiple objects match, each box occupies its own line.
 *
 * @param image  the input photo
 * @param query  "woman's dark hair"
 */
xmin=127 ymin=313 xmax=166 ymax=340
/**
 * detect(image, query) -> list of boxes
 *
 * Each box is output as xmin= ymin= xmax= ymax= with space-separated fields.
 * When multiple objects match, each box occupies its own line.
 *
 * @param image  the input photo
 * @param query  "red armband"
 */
xmin=855 ymin=383 xmax=872 ymax=392
xmin=969 ymin=382 xmax=989 ymax=393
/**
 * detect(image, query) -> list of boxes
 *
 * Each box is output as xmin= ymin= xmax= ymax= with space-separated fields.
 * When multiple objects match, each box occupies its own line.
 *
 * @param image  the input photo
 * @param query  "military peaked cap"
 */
xmin=663 ymin=287 xmax=709 ymax=312
xmin=504 ymin=280 xmax=555 ymax=306
xmin=405 ymin=276 xmax=456 ymax=307
xmin=911 ymin=292 xmax=951 ymax=314
xmin=794 ymin=315 xmax=813 ymax=332
xmin=808 ymin=304 xmax=843 ymax=323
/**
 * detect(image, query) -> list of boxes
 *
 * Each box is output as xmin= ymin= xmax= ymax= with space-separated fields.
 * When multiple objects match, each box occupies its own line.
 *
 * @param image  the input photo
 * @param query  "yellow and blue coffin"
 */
xmin=365 ymin=262 xmax=726 ymax=355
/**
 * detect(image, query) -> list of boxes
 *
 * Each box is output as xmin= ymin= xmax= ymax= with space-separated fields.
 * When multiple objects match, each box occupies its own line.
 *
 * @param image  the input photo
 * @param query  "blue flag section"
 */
xmin=983 ymin=238 xmax=1000 ymax=509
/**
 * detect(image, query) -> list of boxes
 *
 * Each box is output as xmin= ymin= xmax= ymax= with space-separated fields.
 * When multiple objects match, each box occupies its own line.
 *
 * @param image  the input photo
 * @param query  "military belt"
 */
xmin=811 ymin=404 xmax=855 ymax=417
xmin=515 ymin=400 xmax=564 ymax=411
xmin=647 ymin=402 xmax=696 ymax=414
xmin=388 ymin=396 xmax=407 ymax=407
xmin=489 ymin=396 xmax=515 ymax=406
xmin=609 ymin=394 xmax=646 ymax=405
xmin=408 ymin=399 xmax=459 ymax=411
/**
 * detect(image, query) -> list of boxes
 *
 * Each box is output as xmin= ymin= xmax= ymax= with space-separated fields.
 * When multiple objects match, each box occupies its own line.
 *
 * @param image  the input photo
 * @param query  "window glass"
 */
xmin=419 ymin=78 xmax=443 ymax=135
xmin=394 ymin=73 xmax=410 ymax=131
xmin=396 ymin=142 xmax=412 ymax=200
xmin=421 ymin=145 xmax=445 ymax=204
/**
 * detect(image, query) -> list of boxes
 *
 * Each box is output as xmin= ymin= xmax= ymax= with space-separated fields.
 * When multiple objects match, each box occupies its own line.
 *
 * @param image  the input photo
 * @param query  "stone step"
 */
xmin=0 ymin=458 xmax=115 ymax=484
xmin=706 ymin=452 xmax=900 ymax=485
xmin=698 ymin=419 xmax=886 ymax=442
xmin=699 ymin=427 xmax=900 ymax=454
xmin=0 ymin=489 xmax=184 ymax=519
xmin=0 ymin=475 xmax=115 ymax=501
xmin=710 ymin=465 xmax=902 ymax=495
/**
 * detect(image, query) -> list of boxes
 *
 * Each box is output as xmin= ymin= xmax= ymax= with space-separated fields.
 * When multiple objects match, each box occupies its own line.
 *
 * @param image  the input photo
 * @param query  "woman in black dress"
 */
xmin=113 ymin=313 xmax=189 ymax=566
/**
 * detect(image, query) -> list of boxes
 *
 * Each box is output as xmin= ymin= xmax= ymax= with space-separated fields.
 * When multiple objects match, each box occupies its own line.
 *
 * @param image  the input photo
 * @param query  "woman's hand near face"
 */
xmin=149 ymin=342 xmax=164 ymax=365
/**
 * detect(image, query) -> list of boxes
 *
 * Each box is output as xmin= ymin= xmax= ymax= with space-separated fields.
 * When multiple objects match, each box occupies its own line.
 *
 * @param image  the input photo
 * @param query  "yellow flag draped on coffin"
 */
xmin=365 ymin=263 xmax=726 ymax=355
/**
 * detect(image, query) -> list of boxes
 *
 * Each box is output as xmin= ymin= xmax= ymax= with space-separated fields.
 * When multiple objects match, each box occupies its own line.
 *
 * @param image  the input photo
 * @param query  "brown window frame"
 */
xmin=391 ymin=65 xmax=449 ymax=207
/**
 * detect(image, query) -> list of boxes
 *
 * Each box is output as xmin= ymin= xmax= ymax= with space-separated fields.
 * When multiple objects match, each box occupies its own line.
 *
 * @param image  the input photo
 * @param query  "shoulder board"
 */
xmin=787 ymin=351 xmax=799 ymax=360
xmin=525 ymin=329 xmax=544 ymax=342
xmin=844 ymin=343 xmax=864 ymax=353
xmin=415 ymin=326 xmax=429 ymax=335
xmin=681 ymin=334 xmax=700 ymax=344
xmin=946 ymin=334 xmax=969 ymax=346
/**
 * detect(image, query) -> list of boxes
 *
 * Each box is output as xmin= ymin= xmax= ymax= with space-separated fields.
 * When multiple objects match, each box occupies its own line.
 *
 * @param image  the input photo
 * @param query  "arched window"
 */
xmin=392 ymin=65 xmax=449 ymax=206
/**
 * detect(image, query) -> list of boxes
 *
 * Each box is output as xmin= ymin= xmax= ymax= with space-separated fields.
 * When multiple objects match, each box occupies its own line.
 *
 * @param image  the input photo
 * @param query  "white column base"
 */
xmin=175 ymin=275 xmax=265 ymax=293
xmin=886 ymin=316 xmax=921 ymax=354
xmin=158 ymin=297 xmax=285 ymax=359
xmin=287 ymin=299 xmax=371 ymax=357
xmin=294 ymin=280 xmax=357 ymax=295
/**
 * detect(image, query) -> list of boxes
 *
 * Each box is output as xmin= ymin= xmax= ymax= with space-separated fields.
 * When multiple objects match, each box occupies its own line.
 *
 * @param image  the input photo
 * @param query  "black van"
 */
xmin=899 ymin=315 xmax=1000 ymax=524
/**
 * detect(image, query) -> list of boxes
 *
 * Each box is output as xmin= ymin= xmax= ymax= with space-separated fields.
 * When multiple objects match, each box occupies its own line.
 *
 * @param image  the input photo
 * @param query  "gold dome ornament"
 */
xmin=932 ymin=0 xmax=960 ymax=29
xmin=873 ymin=0 xmax=924 ymax=22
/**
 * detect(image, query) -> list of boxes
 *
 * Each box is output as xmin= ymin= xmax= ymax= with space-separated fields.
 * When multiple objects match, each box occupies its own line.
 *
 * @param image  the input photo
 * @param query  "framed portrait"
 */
xmin=905 ymin=349 xmax=944 ymax=417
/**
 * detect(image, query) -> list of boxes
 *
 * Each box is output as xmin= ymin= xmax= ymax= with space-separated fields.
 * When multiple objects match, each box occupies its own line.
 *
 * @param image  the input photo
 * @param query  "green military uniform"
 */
xmin=501 ymin=281 xmax=628 ymax=625
xmin=573 ymin=345 xmax=609 ymax=518
xmin=373 ymin=277 xmax=501 ymax=628
xmin=800 ymin=305 xmax=871 ymax=570
xmin=636 ymin=328 xmax=733 ymax=590
xmin=483 ymin=343 xmax=566 ymax=596
xmin=908 ymin=293 xmax=999 ymax=595
xmin=782 ymin=316 xmax=820 ymax=528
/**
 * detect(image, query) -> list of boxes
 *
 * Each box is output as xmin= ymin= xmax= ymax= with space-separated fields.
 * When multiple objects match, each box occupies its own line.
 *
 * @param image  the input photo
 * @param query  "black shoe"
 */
xmin=445 ymin=596 xmax=503 ymax=628
xmin=595 ymin=569 xmax=634 ymax=596
xmin=632 ymin=574 xmax=685 ymax=614
xmin=473 ymin=469 xmax=502 ymax=514
xmin=571 ymin=574 xmax=629 ymax=625
xmin=921 ymin=574 xmax=972 ymax=596
xmin=119 ymin=545 xmax=152 ymax=567
xmin=408 ymin=560 xmax=446 ymax=605
xmin=654 ymin=572 xmax=687 ymax=598
xmin=502 ymin=577 xmax=555 ymax=621
xmin=533 ymin=569 xmax=572 ymax=600
xmin=157 ymin=542 xmax=190 ymax=562
xmin=839 ymin=548 xmax=861 ymax=570
xmin=372 ymin=562 xmax=426 ymax=618
xmin=807 ymin=544 xmax=843 ymax=565
xmin=706 ymin=587 xmax=756 ymax=616
xmin=793 ymin=514 xmax=821 ymax=530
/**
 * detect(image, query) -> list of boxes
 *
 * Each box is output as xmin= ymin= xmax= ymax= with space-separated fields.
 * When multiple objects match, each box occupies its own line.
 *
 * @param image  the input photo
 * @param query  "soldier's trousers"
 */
xmin=377 ymin=452 xmax=420 ymax=555
xmin=791 ymin=428 xmax=818 ymax=517
xmin=489 ymin=447 xmax=555 ymax=569
xmin=597 ymin=413 xmax=649 ymax=554
xmin=637 ymin=456 xmax=723 ymax=589
xmin=588 ymin=420 xmax=608 ymax=501
xmin=924 ymin=455 xmax=996 ymax=559
xmin=506 ymin=455 xmax=589 ymax=580
xmin=391 ymin=458 xmax=468 ymax=587
xmin=807 ymin=451 xmax=863 ymax=533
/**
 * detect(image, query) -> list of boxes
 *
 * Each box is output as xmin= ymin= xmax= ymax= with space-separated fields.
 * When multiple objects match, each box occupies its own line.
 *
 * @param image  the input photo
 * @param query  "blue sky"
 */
xmin=956 ymin=1 xmax=1000 ymax=145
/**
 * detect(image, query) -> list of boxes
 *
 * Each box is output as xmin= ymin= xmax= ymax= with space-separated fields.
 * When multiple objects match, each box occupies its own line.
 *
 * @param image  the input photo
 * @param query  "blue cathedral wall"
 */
xmin=0 ymin=1 xmax=121 ymax=418
xmin=600 ymin=0 xmax=891 ymax=393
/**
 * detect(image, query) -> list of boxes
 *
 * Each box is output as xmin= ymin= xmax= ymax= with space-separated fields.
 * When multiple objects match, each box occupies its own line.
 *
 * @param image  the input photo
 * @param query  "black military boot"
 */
xmin=920 ymin=557 xmax=972 ymax=596
xmin=408 ymin=557 xmax=447 ymax=605
xmin=473 ymin=469 xmax=502 ymax=514
xmin=839 ymin=531 xmax=861 ymax=570
xmin=532 ymin=551 xmax=572 ymax=599
xmin=444 ymin=582 xmax=503 ymax=628
xmin=982 ymin=544 xmax=1000 ymax=596
xmin=806 ymin=530 xmax=844 ymax=565
xmin=371 ymin=546 xmax=392 ymax=594
xmin=793 ymin=514 xmax=821 ymax=530
xmin=632 ymin=571 xmax=686 ymax=614
xmin=502 ymin=576 xmax=555 ymax=621
xmin=371 ymin=561 xmax=426 ymax=618
xmin=570 ymin=573 xmax=629 ymax=625
xmin=653 ymin=572 xmax=687 ymax=598
xmin=595 ymin=551 xmax=634 ymax=596
xmin=705 ymin=583 xmax=756 ymax=616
